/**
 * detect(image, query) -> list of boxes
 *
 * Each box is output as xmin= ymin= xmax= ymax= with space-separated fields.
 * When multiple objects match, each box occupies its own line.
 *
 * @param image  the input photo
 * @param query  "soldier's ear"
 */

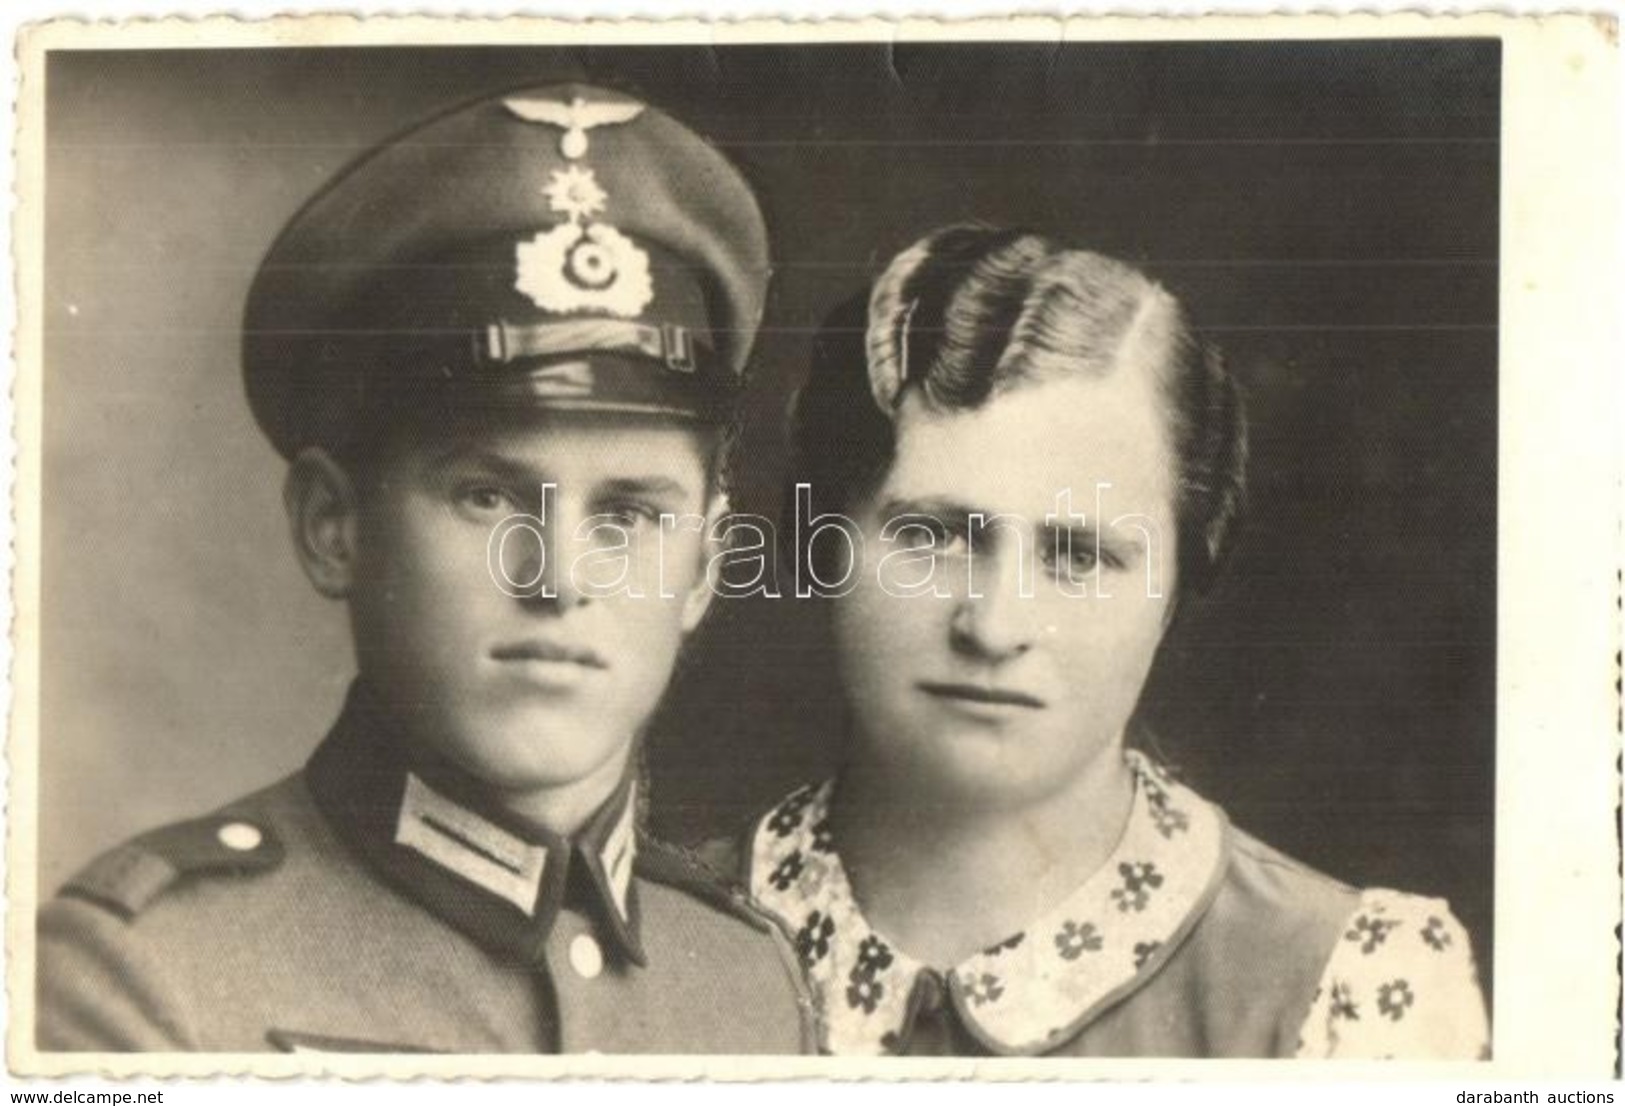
xmin=679 ymin=491 xmax=731 ymax=633
xmin=284 ymin=448 xmax=362 ymax=600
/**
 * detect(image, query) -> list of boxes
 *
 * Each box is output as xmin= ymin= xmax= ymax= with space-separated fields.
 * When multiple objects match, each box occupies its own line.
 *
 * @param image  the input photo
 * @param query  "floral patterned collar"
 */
xmin=747 ymin=751 xmax=1230 ymax=1055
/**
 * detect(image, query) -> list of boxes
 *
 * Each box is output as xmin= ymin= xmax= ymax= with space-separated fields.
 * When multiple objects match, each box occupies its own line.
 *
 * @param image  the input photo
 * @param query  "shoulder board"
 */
xmin=62 ymin=814 xmax=285 ymax=920
xmin=633 ymin=833 xmax=776 ymax=935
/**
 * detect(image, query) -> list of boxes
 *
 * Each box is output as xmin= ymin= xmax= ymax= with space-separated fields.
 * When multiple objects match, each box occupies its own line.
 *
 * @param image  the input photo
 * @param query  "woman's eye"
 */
xmin=894 ymin=518 xmax=969 ymax=556
xmin=938 ymin=524 xmax=971 ymax=556
xmin=1044 ymin=535 xmax=1101 ymax=576
xmin=892 ymin=525 xmax=935 ymax=551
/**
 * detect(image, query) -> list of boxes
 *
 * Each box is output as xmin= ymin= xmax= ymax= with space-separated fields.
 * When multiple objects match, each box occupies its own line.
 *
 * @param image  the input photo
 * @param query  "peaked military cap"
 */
xmin=243 ymin=83 xmax=770 ymax=457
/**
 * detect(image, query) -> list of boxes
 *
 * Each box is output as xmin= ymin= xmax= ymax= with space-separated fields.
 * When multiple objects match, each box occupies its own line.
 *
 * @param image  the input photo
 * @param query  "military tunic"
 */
xmin=38 ymin=688 xmax=815 ymax=1053
xmin=724 ymin=750 xmax=1488 ymax=1058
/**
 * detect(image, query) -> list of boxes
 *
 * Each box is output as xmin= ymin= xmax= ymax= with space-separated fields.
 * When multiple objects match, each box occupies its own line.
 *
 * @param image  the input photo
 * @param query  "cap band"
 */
xmin=484 ymin=318 xmax=707 ymax=375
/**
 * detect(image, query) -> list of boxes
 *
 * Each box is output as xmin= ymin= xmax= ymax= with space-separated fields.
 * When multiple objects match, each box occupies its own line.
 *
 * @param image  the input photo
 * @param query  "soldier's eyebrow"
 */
xmin=592 ymin=475 xmax=698 ymax=505
xmin=424 ymin=446 xmax=534 ymax=484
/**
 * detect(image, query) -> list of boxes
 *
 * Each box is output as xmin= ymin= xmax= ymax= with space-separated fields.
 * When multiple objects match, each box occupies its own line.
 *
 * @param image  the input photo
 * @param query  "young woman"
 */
xmin=724 ymin=226 xmax=1489 ymax=1058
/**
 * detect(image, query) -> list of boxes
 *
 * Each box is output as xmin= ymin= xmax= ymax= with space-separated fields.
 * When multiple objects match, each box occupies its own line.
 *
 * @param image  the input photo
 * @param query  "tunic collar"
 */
xmin=747 ymin=750 xmax=1229 ymax=1055
xmin=306 ymin=682 xmax=645 ymax=968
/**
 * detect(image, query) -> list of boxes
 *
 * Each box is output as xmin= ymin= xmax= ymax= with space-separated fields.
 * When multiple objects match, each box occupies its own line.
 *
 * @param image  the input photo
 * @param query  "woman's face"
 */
xmin=832 ymin=368 xmax=1178 ymax=810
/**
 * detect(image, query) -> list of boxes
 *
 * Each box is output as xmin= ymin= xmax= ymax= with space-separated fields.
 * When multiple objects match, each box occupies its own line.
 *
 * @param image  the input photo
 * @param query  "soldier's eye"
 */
xmin=456 ymin=484 xmax=513 ymax=513
xmin=599 ymin=500 xmax=661 ymax=527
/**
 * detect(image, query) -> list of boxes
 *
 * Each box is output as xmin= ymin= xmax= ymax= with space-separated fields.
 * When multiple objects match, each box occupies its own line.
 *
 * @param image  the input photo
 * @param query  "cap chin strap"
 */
xmin=485 ymin=317 xmax=704 ymax=375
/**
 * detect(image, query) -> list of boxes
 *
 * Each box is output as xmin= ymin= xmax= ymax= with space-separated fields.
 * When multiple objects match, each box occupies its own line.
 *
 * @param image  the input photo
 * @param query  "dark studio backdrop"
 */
xmin=40 ymin=41 xmax=1499 ymax=992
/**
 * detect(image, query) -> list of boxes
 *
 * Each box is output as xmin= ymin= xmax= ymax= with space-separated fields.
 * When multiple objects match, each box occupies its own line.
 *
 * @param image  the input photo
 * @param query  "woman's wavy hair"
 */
xmin=785 ymin=224 xmax=1248 ymax=599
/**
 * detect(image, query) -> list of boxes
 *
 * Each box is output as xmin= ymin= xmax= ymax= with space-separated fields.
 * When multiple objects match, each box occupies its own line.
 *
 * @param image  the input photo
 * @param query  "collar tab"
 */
xmin=396 ymin=773 xmax=552 ymax=915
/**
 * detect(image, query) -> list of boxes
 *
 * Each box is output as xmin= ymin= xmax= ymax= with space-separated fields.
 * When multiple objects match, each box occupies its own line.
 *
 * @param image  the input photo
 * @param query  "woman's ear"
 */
xmin=679 ymin=491 xmax=731 ymax=633
xmin=284 ymin=447 xmax=362 ymax=599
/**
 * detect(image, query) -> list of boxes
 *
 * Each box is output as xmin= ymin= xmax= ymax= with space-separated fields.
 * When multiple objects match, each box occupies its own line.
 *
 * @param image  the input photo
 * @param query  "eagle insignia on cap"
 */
xmin=504 ymin=94 xmax=644 ymax=161
xmin=509 ymin=94 xmax=653 ymax=319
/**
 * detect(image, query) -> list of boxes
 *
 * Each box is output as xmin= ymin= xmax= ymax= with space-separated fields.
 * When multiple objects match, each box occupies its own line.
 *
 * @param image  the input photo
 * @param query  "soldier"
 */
xmin=37 ymin=83 xmax=814 ymax=1054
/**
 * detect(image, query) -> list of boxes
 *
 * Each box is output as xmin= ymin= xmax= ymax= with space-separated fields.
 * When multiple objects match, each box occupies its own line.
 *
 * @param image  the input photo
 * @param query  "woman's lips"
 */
xmin=916 ymin=680 xmax=1046 ymax=709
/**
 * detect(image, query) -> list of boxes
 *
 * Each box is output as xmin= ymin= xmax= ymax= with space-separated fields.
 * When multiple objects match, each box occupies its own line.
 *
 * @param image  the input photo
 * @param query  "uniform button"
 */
xmin=569 ymin=933 xmax=604 ymax=980
xmin=217 ymin=822 xmax=263 ymax=852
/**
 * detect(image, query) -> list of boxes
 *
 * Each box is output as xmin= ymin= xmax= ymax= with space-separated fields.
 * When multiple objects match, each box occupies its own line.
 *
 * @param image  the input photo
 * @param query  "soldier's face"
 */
xmin=343 ymin=411 xmax=720 ymax=799
xmin=830 ymin=372 xmax=1177 ymax=811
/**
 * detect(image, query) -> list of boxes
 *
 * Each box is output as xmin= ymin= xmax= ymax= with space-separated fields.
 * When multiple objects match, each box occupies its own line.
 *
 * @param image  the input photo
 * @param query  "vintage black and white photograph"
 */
xmin=5 ymin=14 xmax=1618 ymax=1079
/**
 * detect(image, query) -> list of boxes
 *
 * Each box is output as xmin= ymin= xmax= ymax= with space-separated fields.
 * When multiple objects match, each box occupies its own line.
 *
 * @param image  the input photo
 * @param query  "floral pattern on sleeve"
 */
xmin=747 ymin=751 xmax=1227 ymax=1056
xmin=1294 ymin=889 xmax=1489 ymax=1060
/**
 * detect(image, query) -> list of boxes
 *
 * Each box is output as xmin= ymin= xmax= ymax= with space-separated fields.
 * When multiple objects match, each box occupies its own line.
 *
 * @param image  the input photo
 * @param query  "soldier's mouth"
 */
xmin=490 ymin=640 xmax=609 ymax=669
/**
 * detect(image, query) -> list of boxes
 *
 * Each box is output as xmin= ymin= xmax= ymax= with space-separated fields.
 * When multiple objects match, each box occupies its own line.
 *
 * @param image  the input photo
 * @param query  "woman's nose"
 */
xmin=948 ymin=553 xmax=1039 ymax=660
